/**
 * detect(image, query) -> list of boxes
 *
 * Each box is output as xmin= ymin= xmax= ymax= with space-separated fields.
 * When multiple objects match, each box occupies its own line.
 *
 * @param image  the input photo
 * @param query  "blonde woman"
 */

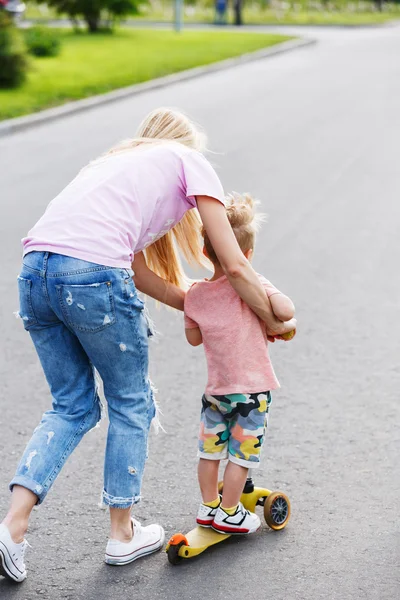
xmin=0 ymin=108 xmax=295 ymax=581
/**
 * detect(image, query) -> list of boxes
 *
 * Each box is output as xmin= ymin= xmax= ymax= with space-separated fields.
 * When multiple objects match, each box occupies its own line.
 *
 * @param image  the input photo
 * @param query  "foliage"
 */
xmin=24 ymin=26 xmax=61 ymax=56
xmin=0 ymin=11 xmax=28 ymax=88
xmin=45 ymin=0 xmax=141 ymax=32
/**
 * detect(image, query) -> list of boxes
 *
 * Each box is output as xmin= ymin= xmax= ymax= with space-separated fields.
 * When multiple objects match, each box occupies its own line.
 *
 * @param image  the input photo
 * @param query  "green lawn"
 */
xmin=1 ymin=29 xmax=291 ymax=121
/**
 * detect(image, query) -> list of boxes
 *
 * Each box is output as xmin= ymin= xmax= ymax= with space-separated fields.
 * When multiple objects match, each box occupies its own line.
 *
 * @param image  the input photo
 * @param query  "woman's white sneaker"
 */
xmin=105 ymin=518 xmax=165 ymax=566
xmin=212 ymin=503 xmax=261 ymax=535
xmin=0 ymin=524 xmax=28 ymax=583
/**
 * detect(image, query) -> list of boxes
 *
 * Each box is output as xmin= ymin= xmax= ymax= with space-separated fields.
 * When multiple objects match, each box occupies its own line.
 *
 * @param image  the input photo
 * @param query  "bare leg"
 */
xmin=198 ymin=459 xmax=220 ymax=503
xmin=110 ymin=507 xmax=134 ymax=543
xmin=221 ymin=461 xmax=248 ymax=508
xmin=2 ymin=486 xmax=37 ymax=543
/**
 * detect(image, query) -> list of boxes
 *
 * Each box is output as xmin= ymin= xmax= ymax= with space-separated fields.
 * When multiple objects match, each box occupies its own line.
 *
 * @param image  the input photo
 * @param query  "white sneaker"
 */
xmin=0 ymin=524 xmax=28 ymax=583
xmin=105 ymin=518 xmax=165 ymax=566
xmin=196 ymin=499 xmax=221 ymax=528
xmin=212 ymin=503 xmax=261 ymax=535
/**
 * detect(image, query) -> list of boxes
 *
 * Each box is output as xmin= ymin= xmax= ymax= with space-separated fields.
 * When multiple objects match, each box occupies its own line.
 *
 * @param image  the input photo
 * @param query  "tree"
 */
xmin=0 ymin=10 xmax=28 ymax=88
xmin=46 ymin=0 xmax=140 ymax=33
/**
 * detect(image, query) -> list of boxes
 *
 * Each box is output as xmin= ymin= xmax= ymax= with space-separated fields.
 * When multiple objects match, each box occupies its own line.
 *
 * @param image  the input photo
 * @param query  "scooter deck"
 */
xmin=186 ymin=526 xmax=230 ymax=549
xmin=166 ymin=526 xmax=231 ymax=560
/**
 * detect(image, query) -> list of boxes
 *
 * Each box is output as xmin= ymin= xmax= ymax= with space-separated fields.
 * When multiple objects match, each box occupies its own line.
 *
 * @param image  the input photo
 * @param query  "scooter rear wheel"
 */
xmin=263 ymin=491 xmax=291 ymax=530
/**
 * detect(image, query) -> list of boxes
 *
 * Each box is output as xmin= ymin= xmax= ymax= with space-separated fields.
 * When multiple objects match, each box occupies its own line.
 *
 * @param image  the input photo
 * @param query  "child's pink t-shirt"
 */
xmin=184 ymin=274 xmax=280 ymax=395
xmin=22 ymin=143 xmax=225 ymax=268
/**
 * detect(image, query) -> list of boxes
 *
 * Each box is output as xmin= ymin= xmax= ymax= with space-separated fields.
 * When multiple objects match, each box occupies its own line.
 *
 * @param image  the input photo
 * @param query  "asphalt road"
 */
xmin=1 ymin=25 xmax=399 ymax=600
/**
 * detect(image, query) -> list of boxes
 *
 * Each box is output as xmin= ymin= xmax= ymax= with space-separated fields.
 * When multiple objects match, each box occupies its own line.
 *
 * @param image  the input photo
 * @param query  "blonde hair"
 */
xmin=108 ymin=107 xmax=207 ymax=155
xmin=107 ymin=108 xmax=209 ymax=289
xmin=203 ymin=192 xmax=266 ymax=264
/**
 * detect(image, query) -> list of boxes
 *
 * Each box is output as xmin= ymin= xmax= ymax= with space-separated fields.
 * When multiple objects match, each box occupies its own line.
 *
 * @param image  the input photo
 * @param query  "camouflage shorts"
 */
xmin=198 ymin=391 xmax=272 ymax=468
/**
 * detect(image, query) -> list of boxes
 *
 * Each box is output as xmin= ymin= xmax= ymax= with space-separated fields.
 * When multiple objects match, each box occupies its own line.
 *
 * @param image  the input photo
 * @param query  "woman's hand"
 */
xmin=196 ymin=196 xmax=292 ymax=334
xmin=132 ymin=252 xmax=185 ymax=311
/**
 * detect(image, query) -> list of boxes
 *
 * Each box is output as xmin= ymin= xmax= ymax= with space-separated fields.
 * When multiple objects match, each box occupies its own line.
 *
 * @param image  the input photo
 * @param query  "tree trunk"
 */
xmin=375 ymin=0 xmax=383 ymax=11
xmin=84 ymin=12 xmax=101 ymax=33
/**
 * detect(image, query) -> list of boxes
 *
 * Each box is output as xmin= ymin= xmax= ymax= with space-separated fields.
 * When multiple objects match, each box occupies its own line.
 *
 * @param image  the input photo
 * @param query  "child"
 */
xmin=184 ymin=193 xmax=296 ymax=534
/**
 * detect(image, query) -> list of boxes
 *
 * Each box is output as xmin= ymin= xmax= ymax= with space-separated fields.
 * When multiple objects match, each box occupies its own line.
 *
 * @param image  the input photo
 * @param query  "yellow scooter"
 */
xmin=166 ymin=477 xmax=291 ymax=565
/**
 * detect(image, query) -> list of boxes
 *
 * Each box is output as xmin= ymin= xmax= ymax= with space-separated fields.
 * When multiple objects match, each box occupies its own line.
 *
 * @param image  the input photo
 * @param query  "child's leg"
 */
xmin=221 ymin=461 xmax=248 ymax=509
xmin=198 ymin=458 xmax=220 ymax=503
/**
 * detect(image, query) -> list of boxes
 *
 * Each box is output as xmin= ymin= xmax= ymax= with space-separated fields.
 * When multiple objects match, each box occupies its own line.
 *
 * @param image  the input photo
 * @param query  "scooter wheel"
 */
xmin=167 ymin=541 xmax=185 ymax=565
xmin=264 ymin=491 xmax=291 ymax=531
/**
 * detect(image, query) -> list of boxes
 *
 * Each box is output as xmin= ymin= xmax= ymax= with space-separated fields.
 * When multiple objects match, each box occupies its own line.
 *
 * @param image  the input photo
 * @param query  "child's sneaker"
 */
xmin=212 ymin=503 xmax=261 ymax=534
xmin=196 ymin=498 xmax=221 ymax=527
xmin=0 ymin=524 xmax=28 ymax=583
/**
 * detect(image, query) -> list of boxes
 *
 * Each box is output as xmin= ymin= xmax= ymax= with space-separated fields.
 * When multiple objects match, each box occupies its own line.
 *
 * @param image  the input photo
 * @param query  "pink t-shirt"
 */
xmin=22 ymin=143 xmax=225 ymax=268
xmin=184 ymin=274 xmax=280 ymax=395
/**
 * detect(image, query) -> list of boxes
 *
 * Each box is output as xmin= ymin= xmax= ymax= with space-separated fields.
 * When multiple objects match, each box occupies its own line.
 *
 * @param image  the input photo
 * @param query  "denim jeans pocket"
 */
xmin=17 ymin=276 xmax=38 ymax=330
xmin=56 ymin=281 xmax=116 ymax=333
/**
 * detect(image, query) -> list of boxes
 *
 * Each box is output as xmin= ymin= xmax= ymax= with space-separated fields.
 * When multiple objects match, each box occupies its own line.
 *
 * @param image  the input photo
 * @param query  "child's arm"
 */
xmin=185 ymin=327 xmax=203 ymax=346
xmin=269 ymin=293 xmax=295 ymax=322
xmin=132 ymin=251 xmax=185 ymax=311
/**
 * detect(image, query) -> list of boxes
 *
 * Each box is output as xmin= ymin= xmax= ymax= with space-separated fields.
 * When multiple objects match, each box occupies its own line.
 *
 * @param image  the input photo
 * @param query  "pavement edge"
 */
xmin=0 ymin=37 xmax=316 ymax=137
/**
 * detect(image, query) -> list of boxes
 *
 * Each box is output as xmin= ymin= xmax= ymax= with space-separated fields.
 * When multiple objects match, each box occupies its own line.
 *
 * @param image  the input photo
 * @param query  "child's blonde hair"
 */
xmin=203 ymin=192 xmax=265 ymax=264
xmin=106 ymin=108 xmax=208 ymax=289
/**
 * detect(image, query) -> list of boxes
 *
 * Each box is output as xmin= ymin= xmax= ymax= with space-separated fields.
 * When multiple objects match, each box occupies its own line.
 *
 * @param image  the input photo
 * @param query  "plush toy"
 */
xmin=280 ymin=329 xmax=296 ymax=341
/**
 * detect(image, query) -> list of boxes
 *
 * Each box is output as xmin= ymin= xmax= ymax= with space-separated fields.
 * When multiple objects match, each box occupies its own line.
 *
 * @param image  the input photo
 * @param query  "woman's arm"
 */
xmin=132 ymin=252 xmax=185 ymax=311
xmin=196 ymin=196 xmax=296 ymax=336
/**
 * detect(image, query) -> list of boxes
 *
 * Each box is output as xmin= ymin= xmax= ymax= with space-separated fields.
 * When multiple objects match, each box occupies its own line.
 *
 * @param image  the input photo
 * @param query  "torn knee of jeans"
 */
xmin=25 ymin=450 xmax=38 ymax=470
xmin=119 ymin=343 xmax=127 ymax=352
xmin=128 ymin=466 xmax=137 ymax=475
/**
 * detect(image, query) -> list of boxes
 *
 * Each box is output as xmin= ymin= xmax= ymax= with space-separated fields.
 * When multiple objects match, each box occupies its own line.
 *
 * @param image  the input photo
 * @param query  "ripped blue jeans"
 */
xmin=10 ymin=252 xmax=155 ymax=509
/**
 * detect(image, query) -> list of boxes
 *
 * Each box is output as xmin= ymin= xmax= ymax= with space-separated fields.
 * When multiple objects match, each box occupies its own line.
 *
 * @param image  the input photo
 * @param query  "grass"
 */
xmin=24 ymin=1 xmax=400 ymax=26
xmin=0 ymin=29 xmax=291 ymax=121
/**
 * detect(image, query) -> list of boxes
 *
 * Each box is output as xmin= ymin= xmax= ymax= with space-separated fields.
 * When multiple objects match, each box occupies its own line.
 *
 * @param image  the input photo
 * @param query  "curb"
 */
xmin=0 ymin=37 xmax=315 ymax=137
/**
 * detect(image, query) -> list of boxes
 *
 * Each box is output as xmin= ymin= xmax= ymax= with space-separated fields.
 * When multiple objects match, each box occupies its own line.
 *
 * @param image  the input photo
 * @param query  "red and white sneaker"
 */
xmin=212 ymin=503 xmax=261 ymax=534
xmin=196 ymin=499 xmax=221 ymax=528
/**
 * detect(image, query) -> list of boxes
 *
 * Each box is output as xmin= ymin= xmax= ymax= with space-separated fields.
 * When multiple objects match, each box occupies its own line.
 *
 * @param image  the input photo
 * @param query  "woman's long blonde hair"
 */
xmin=107 ymin=108 xmax=209 ymax=289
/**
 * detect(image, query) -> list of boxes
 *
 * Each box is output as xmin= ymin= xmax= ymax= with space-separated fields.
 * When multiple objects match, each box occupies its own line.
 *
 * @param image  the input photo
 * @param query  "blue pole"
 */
xmin=174 ymin=0 xmax=183 ymax=32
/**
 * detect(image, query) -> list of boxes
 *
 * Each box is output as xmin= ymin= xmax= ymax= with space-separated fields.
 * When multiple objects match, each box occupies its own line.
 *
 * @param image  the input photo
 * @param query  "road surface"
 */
xmin=1 ymin=24 xmax=399 ymax=600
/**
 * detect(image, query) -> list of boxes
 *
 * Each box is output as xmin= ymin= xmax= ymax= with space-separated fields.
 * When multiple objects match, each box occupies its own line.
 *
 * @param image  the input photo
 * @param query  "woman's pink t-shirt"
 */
xmin=22 ymin=143 xmax=225 ymax=268
xmin=184 ymin=274 xmax=280 ymax=395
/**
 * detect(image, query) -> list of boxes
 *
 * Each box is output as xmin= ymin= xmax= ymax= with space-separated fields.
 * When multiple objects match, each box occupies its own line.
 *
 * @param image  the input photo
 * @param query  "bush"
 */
xmin=0 ymin=11 xmax=28 ymax=88
xmin=47 ymin=0 xmax=141 ymax=32
xmin=24 ymin=26 xmax=61 ymax=57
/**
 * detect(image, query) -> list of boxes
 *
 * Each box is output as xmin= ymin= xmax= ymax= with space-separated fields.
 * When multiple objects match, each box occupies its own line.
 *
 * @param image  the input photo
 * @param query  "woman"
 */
xmin=0 ymin=108 xmax=295 ymax=582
